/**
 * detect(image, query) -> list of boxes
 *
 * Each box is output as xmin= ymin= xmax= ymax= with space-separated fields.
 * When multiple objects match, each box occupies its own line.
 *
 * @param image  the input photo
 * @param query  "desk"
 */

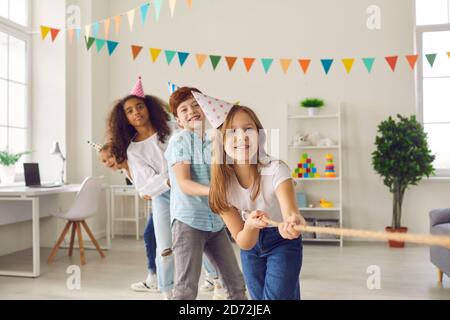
xmin=0 ymin=184 xmax=111 ymax=278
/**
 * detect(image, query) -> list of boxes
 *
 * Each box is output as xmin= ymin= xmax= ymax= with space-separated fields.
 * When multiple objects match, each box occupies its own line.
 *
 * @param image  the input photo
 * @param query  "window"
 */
xmin=0 ymin=0 xmax=30 ymax=171
xmin=416 ymin=0 xmax=450 ymax=175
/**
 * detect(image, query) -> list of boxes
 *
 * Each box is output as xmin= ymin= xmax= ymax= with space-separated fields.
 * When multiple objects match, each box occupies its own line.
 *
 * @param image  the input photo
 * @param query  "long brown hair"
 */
xmin=209 ymin=105 xmax=268 ymax=214
xmin=108 ymin=95 xmax=171 ymax=164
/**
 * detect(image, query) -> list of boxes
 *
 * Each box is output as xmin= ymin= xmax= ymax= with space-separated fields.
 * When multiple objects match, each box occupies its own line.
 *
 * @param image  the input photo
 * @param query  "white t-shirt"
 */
xmin=227 ymin=160 xmax=293 ymax=223
xmin=127 ymin=133 xmax=171 ymax=198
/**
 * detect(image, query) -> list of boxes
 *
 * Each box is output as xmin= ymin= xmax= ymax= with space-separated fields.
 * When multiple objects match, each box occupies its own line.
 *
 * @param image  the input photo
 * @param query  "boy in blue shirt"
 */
xmin=165 ymin=87 xmax=246 ymax=300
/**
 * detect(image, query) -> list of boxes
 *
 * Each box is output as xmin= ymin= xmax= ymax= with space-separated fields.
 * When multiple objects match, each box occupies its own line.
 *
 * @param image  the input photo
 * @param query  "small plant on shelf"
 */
xmin=300 ymin=98 xmax=325 ymax=116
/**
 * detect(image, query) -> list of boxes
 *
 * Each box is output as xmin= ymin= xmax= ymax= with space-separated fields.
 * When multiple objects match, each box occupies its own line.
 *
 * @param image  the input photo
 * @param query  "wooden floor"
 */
xmin=0 ymin=239 xmax=449 ymax=300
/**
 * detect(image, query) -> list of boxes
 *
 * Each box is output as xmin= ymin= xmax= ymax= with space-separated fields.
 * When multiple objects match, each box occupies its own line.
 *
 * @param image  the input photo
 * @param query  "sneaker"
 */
xmin=131 ymin=281 xmax=158 ymax=293
xmin=199 ymin=278 xmax=215 ymax=292
xmin=212 ymin=280 xmax=228 ymax=300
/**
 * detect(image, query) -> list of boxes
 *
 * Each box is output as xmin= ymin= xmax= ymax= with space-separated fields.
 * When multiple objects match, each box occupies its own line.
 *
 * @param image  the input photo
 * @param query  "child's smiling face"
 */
xmin=175 ymin=97 xmax=205 ymax=131
xmin=224 ymin=110 xmax=259 ymax=164
xmin=123 ymin=98 xmax=150 ymax=128
xmin=99 ymin=149 xmax=117 ymax=170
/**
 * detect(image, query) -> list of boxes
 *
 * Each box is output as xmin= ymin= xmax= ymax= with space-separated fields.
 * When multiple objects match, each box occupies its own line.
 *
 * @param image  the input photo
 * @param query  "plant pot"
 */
xmin=0 ymin=164 xmax=16 ymax=185
xmin=385 ymin=226 xmax=408 ymax=248
xmin=307 ymin=108 xmax=319 ymax=117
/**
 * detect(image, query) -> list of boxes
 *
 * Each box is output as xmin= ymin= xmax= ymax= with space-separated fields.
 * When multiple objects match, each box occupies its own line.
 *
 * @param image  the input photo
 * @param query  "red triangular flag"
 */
xmin=405 ymin=55 xmax=418 ymax=70
xmin=243 ymin=58 xmax=256 ymax=72
xmin=385 ymin=56 xmax=398 ymax=72
xmin=50 ymin=28 xmax=60 ymax=42
xmin=298 ymin=59 xmax=311 ymax=74
xmin=225 ymin=57 xmax=237 ymax=71
xmin=131 ymin=45 xmax=143 ymax=60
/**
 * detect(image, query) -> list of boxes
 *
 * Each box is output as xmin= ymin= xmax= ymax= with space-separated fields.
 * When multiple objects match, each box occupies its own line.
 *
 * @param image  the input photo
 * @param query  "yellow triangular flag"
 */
xmin=85 ymin=24 xmax=91 ymax=37
xmin=447 ymin=52 xmax=450 ymax=58
xmin=196 ymin=54 xmax=207 ymax=68
xmin=150 ymin=48 xmax=162 ymax=62
xmin=68 ymin=28 xmax=74 ymax=44
xmin=40 ymin=26 xmax=50 ymax=40
xmin=114 ymin=16 xmax=122 ymax=34
xmin=169 ymin=0 xmax=177 ymax=17
xmin=280 ymin=59 xmax=292 ymax=74
xmin=104 ymin=18 xmax=111 ymax=39
xmin=127 ymin=10 xmax=135 ymax=32
xmin=342 ymin=58 xmax=355 ymax=74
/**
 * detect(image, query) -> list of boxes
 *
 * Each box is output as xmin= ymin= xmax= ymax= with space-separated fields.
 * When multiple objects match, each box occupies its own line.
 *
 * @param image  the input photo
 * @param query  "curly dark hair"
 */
xmin=108 ymin=94 xmax=171 ymax=164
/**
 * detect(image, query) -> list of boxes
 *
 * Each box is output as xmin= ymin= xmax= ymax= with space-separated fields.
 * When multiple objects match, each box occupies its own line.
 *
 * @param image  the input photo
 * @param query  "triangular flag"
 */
xmin=178 ymin=52 xmax=190 ymax=66
xmin=153 ymin=0 xmax=163 ymax=21
xmin=85 ymin=24 xmax=91 ymax=37
xmin=127 ymin=10 xmax=136 ymax=32
xmin=342 ymin=58 xmax=355 ymax=74
xmin=210 ymin=55 xmax=222 ymax=70
xmin=385 ymin=56 xmax=398 ymax=72
xmin=140 ymin=3 xmax=150 ymax=24
xmin=132 ymin=45 xmax=143 ymax=60
xmin=114 ymin=16 xmax=122 ymax=34
xmin=425 ymin=53 xmax=437 ymax=67
xmin=169 ymin=0 xmax=177 ymax=17
xmin=50 ymin=28 xmax=60 ymax=42
xmin=280 ymin=59 xmax=292 ymax=74
xmin=168 ymin=81 xmax=180 ymax=95
xmin=107 ymin=41 xmax=119 ymax=56
xmin=405 ymin=55 xmax=418 ymax=70
xmin=186 ymin=0 xmax=193 ymax=8
xmin=447 ymin=52 xmax=450 ymax=58
xmin=298 ymin=59 xmax=311 ymax=74
xmin=85 ymin=37 xmax=95 ymax=51
xmin=165 ymin=50 xmax=177 ymax=65
xmin=75 ymin=28 xmax=81 ymax=42
xmin=243 ymin=58 xmax=256 ymax=72
xmin=362 ymin=58 xmax=375 ymax=73
xmin=321 ymin=59 xmax=334 ymax=75
xmin=261 ymin=58 xmax=274 ymax=74
xmin=92 ymin=22 xmax=99 ymax=37
xmin=150 ymin=48 xmax=162 ymax=62
xmin=104 ymin=18 xmax=111 ymax=39
xmin=225 ymin=57 xmax=238 ymax=71
xmin=195 ymin=54 xmax=207 ymax=68
xmin=40 ymin=26 xmax=50 ymax=40
xmin=68 ymin=28 xmax=74 ymax=44
xmin=96 ymin=39 xmax=106 ymax=53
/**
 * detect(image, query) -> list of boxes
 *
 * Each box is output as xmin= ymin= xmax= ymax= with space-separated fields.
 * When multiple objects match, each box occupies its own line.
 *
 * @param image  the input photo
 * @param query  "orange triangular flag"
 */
xmin=186 ymin=0 xmax=193 ymax=8
xmin=298 ymin=59 xmax=311 ymax=74
xmin=104 ymin=18 xmax=111 ymax=39
xmin=405 ymin=55 xmax=418 ymax=70
xmin=196 ymin=54 xmax=207 ymax=68
xmin=132 ymin=45 xmax=143 ymax=60
xmin=225 ymin=57 xmax=238 ymax=71
xmin=243 ymin=58 xmax=256 ymax=72
xmin=342 ymin=58 xmax=355 ymax=74
xmin=68 ymin=28 xmax=74 ymax=44
xmin=50 ymin=28 xmax=60 ymax=42
xmin=280 ymin=59 xmax=292 ymax=74
xmin=114 ymin=16 xmax=122 ymax=34
xmin=149 ymin=48 xmax=162 ymax=62
xmin=447 ymin=52 xmax=450 ymax=58
xmin=385 ymin=56 xmax=398 ymax=72
xmin=40 ymin=26 xmax=50 ymax=40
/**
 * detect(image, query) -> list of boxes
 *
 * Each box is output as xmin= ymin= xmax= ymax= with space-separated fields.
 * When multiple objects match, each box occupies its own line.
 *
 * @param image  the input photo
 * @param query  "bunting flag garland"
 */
xmin=165 ymin=50 xmax=177 ymax=65
xmin=114 ymin=16 xmax=122 ymax=34
xmin=92 ymin=22 xmax=99 ymax=37
xmin=342 ymin=58 xmax=355 ymax=74
xmin=210 ymin=55 xmax=222 ymax=70
xmin=68 ymin=28 xmax=75 ymax=44
xmin=41 ymin=26 xmax=61 ymax=42
xmin=107 ymin=41 xmax=119 ymax=56
xmin=140 ymin=4 xmax=150 ymax=25
xmin=425 ymin=53 xmax=437 ymax=67
xmin=447 ymin=52 xmax=450 ymax=58
xmin=85 ymin=37 xmax=95 ymax=51
xmin=127 ymin=9 xmax=136 ymax=32
xmin=196 ymin=54 xmax=208 ymax=68
xmin=225 ymin=57 xmax=238 ymax=71
xmin=169 ymin=0 xmax=177 ymax=17
xmin=261 ymin=58 xmax=274 ymax=74
xmin=40 ymin=26 xmax=50 ymax=40
xmin=177 ymin=52 xmax=190 ymax=66
xmin=75 ymin=28 xmax=81 ymax=42
xmin=85 ymin=24 xmax=91 ymax=38
xmin=385 ymin=56 xmax=398 ymax=72
xmin=132 ymin=45 xmax=144 ymax=60
xmin=243 ymin=58 xmax=256 ymax=72
xmin=50 ymin=28 xmax=60 ymax=42
xmin=96 ymin=39 xmax=106 ymax=53
xmin=298 ymin=59 xmax=311 ymax=74
xmin=362 ymin=57 xmax=375 ymax=73
xmin=405 ymin=55 xmax=418 ymax=70
xmin=150 ymin=48 xmax=162 ymax=62
xmin=154 ymin=0 xmax=163 ymax=21
xmin=321 ymin=59 xmax=334 ymax=74
xmin=280 ymin=59 xmax=292 ymax=74
xmin=104 ymin=18 xmax=111 ymax=38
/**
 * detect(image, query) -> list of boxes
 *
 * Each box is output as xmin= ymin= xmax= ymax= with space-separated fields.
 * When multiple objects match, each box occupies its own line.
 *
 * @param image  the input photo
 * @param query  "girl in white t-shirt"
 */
xmin=209 ymin=105 xmax=306 ymax=300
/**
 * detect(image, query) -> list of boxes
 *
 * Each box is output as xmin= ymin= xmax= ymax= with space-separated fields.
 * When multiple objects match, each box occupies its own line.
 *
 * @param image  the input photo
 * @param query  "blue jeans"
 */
xmin=240 ymin=227 xmax=303 ymax=300
xmin=143 ymin=214 xmax=157 ymax=274
xmin=152 ymin=190 xmax=174 ymax=292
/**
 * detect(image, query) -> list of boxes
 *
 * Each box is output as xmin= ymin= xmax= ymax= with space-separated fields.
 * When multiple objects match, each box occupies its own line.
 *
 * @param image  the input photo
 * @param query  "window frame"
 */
xmin=0 ymin=0 xmax=32 ymax=175
xmin=415 ymin=1 xmax=450 ymax=177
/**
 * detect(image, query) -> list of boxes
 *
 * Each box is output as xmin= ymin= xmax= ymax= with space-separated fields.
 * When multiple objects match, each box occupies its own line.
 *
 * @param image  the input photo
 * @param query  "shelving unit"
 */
xmin=287 ymin=104 xmax=344 ymax=247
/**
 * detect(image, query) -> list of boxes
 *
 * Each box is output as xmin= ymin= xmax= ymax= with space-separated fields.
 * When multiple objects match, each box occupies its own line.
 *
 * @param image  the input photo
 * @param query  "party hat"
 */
xmin=168 ymin=81 xmax=180 ymax=95
xmin=191 ymin=92 xmax=234 ymax=129
xmin=87 ymin=140 xmax=103 ymax=152
xmin=130 ymin=76 xmax=145 ymax=98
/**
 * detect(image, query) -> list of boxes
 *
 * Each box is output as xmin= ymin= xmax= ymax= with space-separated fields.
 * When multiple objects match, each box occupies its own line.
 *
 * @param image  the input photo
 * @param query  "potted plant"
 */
xmin=301 ymin=98 xmax=325 ymax=116
xmin=372 ymin=115 xmax=435 ymax=248
xmin=0 ymin=150 xmax=30 ymax=185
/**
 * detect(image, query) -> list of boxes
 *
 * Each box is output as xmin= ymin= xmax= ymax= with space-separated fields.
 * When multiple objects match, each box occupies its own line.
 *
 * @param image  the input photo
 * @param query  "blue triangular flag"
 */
xmin=177 ymin=52 xmax=190 ymax=67
xmin=140 ymin=3 xmax=150 ymax=24
xmin=261 ymin=58 xmax=274 ymax=74
xmin=96 ymin=39 xmax=106 ymax=53
xmin=92 ymin=22 xmax=99 ymax=37
xmin=362 ymin=57 xmax=375 ymax=73
xmin=165 ymin=50 xmax=176 ymax=65
xmin=107 ymin=40 xmax=119 ymax=56
xmin=321 ymin=59 xmax=334 ymax=75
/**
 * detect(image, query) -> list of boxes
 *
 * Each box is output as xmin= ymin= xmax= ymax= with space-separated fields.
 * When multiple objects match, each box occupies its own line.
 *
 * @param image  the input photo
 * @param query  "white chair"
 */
xmin=48 ymin=176 xmax=106 ymax=265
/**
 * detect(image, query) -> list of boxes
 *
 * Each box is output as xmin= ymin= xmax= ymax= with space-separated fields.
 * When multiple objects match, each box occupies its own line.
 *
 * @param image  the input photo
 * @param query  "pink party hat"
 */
xmin=87 ymin=141 xmax=103 ymax=152
xmin=192 ymin=92 xmax=234 ymax=129
xmin=130 ymin=76 xmax=145 ymax=98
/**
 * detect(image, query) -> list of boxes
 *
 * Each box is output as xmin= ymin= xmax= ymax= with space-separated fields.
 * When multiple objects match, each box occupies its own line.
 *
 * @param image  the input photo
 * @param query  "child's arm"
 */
xmin=275 ymin=179 xmax=306 ymax=240
xmin=221 ymin=208 xmax=267 ymax=250
xmin=173 ymin=162 xmax=209 ymax=196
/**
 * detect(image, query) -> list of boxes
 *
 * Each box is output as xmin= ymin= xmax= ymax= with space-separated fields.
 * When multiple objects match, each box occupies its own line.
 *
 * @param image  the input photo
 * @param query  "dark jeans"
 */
xmin=143 ymin=214 xmax=157 ymax=274
xmin=240 ymin=227 xmax=303 ymax=300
